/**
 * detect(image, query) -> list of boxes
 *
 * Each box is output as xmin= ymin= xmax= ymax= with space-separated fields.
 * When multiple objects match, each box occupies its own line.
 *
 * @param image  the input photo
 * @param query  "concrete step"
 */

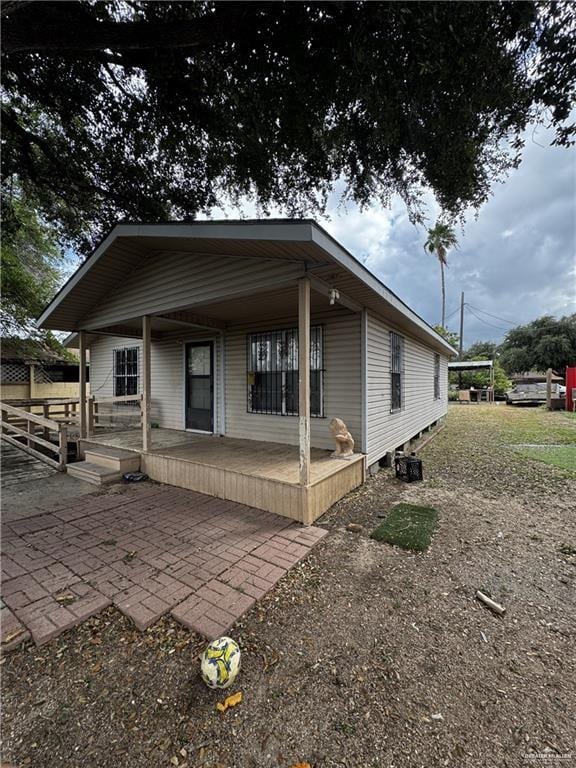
xmin=83 ymin=445 xmax=140 ymax=473
xmin=66 ymin=461 xmax=124 ymax=486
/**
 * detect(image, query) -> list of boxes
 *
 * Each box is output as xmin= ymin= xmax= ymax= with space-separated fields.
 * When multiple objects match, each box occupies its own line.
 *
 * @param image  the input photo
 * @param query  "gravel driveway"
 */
xmin=2 ymin=405 xmax=575 ymax=768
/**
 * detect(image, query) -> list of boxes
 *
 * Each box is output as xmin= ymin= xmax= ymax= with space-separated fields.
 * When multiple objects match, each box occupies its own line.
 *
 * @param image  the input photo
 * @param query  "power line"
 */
xmin=466 ymin=304 xmax=516 ymax=326
xmin=444 ymin=305 xmax=460 ymax=321
xmin=466 ymin=306 xmax=511 ymax=332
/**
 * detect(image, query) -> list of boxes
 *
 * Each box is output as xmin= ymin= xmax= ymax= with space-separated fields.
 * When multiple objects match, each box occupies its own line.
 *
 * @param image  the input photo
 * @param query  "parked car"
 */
xmin=505 ymin=382 xmax=565 ymax=405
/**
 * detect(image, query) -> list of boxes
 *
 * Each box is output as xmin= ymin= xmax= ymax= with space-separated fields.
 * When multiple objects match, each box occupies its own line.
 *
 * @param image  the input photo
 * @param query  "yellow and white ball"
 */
xmin=200 ymin=636 xmax=241 ymax=689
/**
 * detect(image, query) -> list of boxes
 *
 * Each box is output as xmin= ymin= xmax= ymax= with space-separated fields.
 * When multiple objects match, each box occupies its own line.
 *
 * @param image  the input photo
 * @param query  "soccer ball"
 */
xmin=200 ymin=636 xmax=241 ymax=689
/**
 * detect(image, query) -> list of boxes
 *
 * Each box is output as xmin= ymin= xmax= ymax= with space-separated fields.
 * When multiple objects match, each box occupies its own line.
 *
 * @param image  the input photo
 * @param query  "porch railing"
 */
xmin=87 ymin=394 xmax=143 ymax=434
xmin=0 ymin=401 xmax=69 ymax=470
xmin=2 ymin=397 xmax=80 ymax=424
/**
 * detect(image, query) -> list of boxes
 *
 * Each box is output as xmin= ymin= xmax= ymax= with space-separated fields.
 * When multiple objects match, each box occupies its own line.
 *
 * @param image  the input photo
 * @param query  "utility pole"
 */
xmin=458 ymin=291 xmax=465 ymax=358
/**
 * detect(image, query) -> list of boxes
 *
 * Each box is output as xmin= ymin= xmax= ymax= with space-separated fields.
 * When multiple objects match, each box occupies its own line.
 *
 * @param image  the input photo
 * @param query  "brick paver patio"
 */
xmin=1 ymin=485 xmax=327 ymax=649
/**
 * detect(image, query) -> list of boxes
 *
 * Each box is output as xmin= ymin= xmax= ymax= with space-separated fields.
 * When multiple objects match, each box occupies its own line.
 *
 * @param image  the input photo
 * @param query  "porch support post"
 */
xmin=142 ymin=315 xmax=152 ymax=451
xmin=298 ymin=276 xmax=311 ymax=486
xmin=29 ymin=364 xmax=36 ymax=398
xmin=78 ymin=331 xmax=87 ymax=439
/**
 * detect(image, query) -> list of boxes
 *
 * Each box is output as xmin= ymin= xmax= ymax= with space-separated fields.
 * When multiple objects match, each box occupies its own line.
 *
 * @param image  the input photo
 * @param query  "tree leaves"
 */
xmin=499 ymin=315 xmax=576 ymax=373
xmin=1 ymin=1 xmax=575 ymax=252
xmin=0 ymin=184 xmax=70 ymax=340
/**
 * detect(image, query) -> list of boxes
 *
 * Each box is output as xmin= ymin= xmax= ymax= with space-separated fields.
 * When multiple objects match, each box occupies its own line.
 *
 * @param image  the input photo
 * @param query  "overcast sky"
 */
xmin=61 ymin=122 xmax=574 ymax=348
xmin=210 ymin=124 xmax=576 ymax=348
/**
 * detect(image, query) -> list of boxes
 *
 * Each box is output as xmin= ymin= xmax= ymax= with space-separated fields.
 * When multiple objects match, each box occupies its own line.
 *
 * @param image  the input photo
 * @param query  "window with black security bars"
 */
xmin=247 ymin=326 xmax=324 ymax=417
xmin=113 ymin=347 xmax=139 ymax=398
xmin=390 ymin=331 xmax=404 ymax=412
xmin=434 ymin=353 xmax=440 ymax=399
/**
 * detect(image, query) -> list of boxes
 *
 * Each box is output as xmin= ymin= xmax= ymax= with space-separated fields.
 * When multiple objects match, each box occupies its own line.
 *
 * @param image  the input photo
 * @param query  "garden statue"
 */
xmin=329 ymin=418 xmax=355 ymax=459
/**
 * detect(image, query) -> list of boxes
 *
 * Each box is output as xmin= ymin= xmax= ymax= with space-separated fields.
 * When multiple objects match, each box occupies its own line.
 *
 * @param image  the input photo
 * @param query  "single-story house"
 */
xmin=37 ymin=220 xmax=455 ymax=523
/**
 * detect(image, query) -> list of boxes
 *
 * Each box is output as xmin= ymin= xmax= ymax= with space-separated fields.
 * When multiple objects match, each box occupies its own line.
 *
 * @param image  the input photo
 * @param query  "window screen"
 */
xmin=114 ymin=347 xmax=139 ymax=397
xmin=390 ymin=331 xmax=404 ymax=412
xmin=247 ymin=327 xmax=324 ymax=416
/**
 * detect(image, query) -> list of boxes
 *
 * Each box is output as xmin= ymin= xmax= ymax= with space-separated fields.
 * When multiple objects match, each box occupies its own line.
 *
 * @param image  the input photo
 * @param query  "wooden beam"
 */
xmin=298 ymin=277 xmax=311 ymax=486
xmin=59 ymin=426 xmax=68 ymax=469
xmin=29 ymin=363 xmax=36 ymax=398
xmin=155 ymin=310 xmax=226 ymax=330
xmin=142 ymin=315 xmax=152 ymax=451
xmin=87 ymin=396 xmax=94 ymax=437
xmin=79 ymin=330 xmax=87 ymax=438
xmin=87 ymin=325 xmax=162 ymax=340
xmin=307 ymin=274 xmax=362 ymax=313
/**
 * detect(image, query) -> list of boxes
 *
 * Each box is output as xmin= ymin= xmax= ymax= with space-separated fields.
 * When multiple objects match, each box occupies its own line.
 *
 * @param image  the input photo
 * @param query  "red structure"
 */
xmin=566 ymin=366 xmax=576 ymax=412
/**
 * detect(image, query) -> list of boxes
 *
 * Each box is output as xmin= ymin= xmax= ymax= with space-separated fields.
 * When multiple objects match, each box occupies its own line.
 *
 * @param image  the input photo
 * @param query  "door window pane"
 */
xmin=188 ymin=346 xmax=211 ymax=376
xmin=186 ymin=343 xmax=213 ymax=431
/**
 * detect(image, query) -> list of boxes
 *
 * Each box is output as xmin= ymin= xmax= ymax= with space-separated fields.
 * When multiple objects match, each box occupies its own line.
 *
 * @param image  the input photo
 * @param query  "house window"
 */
xmin=247 ymin=327 xmax=324 ymax=416
xmin=434 ymin=353 xmax=440 ymax=399
xmin=114 ymin=347 xmax=139 ymax=397
xmin=390 ymin=331 xmax=404 ymax=412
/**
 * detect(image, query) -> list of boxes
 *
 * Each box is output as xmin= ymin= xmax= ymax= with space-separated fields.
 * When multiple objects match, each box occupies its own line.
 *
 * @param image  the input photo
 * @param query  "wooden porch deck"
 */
xmin=81 ymin=429 xmax=365 ymax=524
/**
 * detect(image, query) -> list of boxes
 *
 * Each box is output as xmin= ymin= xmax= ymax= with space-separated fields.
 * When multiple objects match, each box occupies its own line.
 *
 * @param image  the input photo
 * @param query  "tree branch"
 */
xmin=3 ymin=15 xmax=215 ymax=55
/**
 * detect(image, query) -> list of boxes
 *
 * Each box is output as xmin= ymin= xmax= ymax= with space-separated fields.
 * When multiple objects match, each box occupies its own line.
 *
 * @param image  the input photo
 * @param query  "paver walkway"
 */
xmin=0 ymin=485 xmax=327 ymax=649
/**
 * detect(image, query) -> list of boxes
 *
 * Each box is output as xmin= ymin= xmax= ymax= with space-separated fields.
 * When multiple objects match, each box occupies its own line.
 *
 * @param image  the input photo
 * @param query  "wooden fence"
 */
xmin=0 ymin=401 xmax=69 ymax=470
xmin=0 ymin=394 xmax=143 ymax=471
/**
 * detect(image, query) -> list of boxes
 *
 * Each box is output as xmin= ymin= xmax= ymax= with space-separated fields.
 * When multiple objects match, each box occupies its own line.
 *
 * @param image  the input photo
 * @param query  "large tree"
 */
xmin=462 ymin=341 xmax=499 ymax=361
xmin=2 ymin=1 xmax=575 ymax=252
xmin=0 ymin=184 xmax=69 ymax=342
xmin=499 ymin=315 xmax=576 ymax=373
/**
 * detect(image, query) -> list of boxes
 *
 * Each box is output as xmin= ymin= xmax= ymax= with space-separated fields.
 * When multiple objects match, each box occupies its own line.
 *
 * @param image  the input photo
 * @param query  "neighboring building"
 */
xmin=37 ymin=220 xmax=455 ymax=523
xmin=0 ymin=338 xmax=88 ymax=401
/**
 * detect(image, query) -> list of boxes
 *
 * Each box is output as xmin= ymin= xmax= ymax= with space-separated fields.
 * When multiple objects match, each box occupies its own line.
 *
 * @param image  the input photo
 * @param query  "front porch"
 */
xmin=79 ymin=429 xmax=365 ymax=525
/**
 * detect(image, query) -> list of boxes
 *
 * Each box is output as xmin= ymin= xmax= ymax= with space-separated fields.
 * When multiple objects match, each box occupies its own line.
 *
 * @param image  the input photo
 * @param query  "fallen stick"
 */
xmin=476 ymin=590 xmax=506 ymax=616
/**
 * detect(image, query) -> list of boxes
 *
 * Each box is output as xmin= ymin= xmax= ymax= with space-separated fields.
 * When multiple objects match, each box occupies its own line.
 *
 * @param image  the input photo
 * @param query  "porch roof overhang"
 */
xmin=38 ymin=220 xmax=456 ymax=356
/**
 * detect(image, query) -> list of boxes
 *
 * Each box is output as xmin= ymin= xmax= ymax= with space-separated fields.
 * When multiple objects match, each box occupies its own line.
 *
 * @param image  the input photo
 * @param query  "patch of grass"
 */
xmin=334 ymin=719 xmax=357 ymax=736
xmin=497 ymin=408 xmax=576 ymax=446
xmin=514 ymin=445 xmax=576 ymax=476
xmin=371 ymin=503 xmax=438 ymax=552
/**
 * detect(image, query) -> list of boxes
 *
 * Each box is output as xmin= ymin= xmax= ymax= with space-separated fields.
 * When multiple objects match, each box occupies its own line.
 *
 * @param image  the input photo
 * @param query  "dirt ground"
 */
xmin=2 ymin=405 xmax=575 ymax=768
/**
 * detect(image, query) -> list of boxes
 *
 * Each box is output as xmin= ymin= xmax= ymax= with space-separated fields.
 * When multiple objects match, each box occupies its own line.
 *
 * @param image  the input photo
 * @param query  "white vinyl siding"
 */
xmin=88 ymin=308 xmax=445 ymax=463
xmin=88 ymin=312 xmax=358 ymax=446
xmin=81 ymin=251 xmax=305 ymax=329
xmin=226 ymin=310 xmax=362 ymax=451
xmin=89 ymin=333 xmax=223 ymax=433
xmin=366 ymin=312 xmax=448 ymax=466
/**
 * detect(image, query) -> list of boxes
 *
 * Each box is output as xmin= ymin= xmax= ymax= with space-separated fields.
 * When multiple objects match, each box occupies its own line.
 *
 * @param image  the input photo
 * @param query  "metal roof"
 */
xmin=449 ymin=360 xmax=494 ymax=370
xmin=37 ymin=220 xmax=456 ymax=356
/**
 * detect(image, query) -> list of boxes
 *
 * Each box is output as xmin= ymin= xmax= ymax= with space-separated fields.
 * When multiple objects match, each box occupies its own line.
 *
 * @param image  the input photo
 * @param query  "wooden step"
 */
xmin=66 ymin=461 xmax=124 ymax=486
xmin=83 ymin=445 xmax=141 ymax=473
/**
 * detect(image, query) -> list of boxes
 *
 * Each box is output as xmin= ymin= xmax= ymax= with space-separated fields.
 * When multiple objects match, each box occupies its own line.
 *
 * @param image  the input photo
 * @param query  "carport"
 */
xmin=448 ymin=360 xmax=495 ymax=403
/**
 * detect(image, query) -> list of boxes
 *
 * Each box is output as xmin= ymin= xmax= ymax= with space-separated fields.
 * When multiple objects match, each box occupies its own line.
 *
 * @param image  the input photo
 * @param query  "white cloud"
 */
xmin=202 ymin=123 xmax=575 ymax=347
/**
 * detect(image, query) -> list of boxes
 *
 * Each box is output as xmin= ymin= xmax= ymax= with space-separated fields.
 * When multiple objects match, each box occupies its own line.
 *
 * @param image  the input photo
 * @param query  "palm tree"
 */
xmin=424 ymin=222 xmax=458 ymax=328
